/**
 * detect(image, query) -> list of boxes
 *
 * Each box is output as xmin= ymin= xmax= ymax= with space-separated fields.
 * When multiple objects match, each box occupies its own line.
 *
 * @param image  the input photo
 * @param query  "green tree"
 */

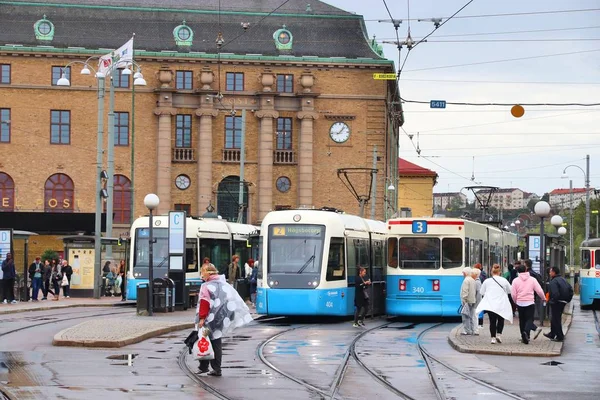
xmin=541 ymin=192 xmax=550 ymax=202
xmin=41 ymin=249 xmax=59 ymax=263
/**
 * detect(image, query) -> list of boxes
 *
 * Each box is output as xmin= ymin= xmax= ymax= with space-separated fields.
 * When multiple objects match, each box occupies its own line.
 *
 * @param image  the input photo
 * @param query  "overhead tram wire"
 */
xmin=367 ymin=7 xmax=600 ymax=22
xmin=379 ymin=25 xmax=600 ymax=39
xmin=401 ymin=98 xmax=600 ymax=107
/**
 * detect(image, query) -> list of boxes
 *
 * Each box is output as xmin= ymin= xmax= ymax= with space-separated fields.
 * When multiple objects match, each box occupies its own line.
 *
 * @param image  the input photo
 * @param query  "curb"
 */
xmin=52 ymin=322 xmax=194 ymax=348
xmin=447 ymin=301 xmax=574 ymax=357
xmin=0 ymin=302 xmax=134 ymax=316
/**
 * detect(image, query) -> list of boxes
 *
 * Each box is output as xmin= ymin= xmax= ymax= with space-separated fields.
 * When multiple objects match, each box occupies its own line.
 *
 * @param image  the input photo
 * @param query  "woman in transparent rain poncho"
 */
xmin=195 ymin=264 xmax=253 ymax=376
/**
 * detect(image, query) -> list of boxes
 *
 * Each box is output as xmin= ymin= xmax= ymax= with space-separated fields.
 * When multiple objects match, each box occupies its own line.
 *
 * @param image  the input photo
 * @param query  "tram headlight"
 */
xmin=312 ymin=281 xmax=319 ymax=288
xmin=269 ymin=280 xmax=274 ymax=287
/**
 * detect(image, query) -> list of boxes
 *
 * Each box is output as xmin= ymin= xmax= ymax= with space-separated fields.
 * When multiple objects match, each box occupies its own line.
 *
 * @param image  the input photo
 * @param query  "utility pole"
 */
xmin=370 ymin=146 xmax=377 ymax=220
xmin=237 ymin=109 xmax=246 ymax=224
xmin=569 ymin=180 xmax=574 ymax=271
xmin=106 ymin=58 xmax=117 ymax=257
xmin=585 ymin=154 xmax=591 ymax=240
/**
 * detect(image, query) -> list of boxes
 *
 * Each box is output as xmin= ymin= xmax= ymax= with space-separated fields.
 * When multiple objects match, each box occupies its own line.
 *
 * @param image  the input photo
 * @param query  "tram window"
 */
xmin=268 ymin=225 xmax=325 ymax=274
xmin=135 ymin=228 xmax=168 ymax=268
xmin=464 ymin=238 xmax=470 ymax=267
xmin=398 ymin=237 xmax=440 ymax=269
xmin=372 ymin=240 xmax=385 ymax=280
xmin=186 ymin=239 xmax=198 ymax=272
xmin=347 ymin=238 xmax=368 ymax=282
xmin=200 ymin=239 xmax=230 ymax=275
xmin=483 ymin=241 xmax=489 ymax=269
xmin=581 ymin=250 xmax=591 ymax=269
xmin=596 ymin=250 xmax=600 ymax=268
xmin=326 ymin=237 xmax=345 ymax=281
xmin=442 ymin=238 xmax=462 ymax=269
xmin=257 ymin=236 xmax=264 ymax=280
xmin=234 ymin=240 xmax=251 ymax=277
xmin=388 ymin=237 xmax=399 ymax=268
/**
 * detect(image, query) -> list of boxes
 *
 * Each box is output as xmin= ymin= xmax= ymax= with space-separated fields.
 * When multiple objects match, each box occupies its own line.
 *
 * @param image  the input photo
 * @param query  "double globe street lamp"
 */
xmin=57 ymin=57 xmax=146 ymax=299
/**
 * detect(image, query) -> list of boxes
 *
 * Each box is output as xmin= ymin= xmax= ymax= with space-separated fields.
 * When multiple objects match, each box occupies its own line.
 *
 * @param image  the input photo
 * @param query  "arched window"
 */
xmin=113 ymin=174 xmax=132 ymax=224
xmin=44 ymin=173 xmax=74 ymax=213
xmin=217 ymin=175 xmax=248 ymax=223
xmin=0 ymin=172 xmax=15 ymax=212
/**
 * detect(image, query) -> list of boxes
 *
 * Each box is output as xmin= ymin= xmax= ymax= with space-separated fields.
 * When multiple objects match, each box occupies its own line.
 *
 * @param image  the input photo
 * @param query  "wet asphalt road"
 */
xmin=0 ymin=307 xmax=598 ymax=399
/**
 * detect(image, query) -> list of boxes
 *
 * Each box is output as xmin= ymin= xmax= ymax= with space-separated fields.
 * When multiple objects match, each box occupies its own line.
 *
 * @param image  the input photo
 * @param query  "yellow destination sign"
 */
xmin=373 ymin=73 xmax=397 ymax=80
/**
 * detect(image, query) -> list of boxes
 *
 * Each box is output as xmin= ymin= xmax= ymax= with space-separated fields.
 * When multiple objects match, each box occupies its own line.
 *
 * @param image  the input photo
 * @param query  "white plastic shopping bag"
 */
xmin=192 ymin=328 xmax=215 ymax=361
xmin=61 ymin=275 xmax=69 ymax=287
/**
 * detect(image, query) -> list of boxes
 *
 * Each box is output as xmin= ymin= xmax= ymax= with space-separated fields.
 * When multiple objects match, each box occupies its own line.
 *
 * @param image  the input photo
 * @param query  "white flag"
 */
xmin=98 ymin=37 xmax=134 ymax=76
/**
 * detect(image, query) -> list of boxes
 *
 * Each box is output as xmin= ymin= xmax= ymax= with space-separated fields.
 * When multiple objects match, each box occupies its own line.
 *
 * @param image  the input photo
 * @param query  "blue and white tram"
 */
xmin=256 ymin=209 xmax=387 ymax=316
xmin=386 ymin=218 xmax=518 ymax=317
xmin=579 ymin=238 xmax=600 ymax=308
xmin=127 ymin=215 xmax=258 ymax=300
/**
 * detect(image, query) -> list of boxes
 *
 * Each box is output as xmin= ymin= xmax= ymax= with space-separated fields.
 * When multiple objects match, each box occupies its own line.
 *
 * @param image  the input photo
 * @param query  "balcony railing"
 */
xmin=222 ymin=149 xmax=241 ymax=163
xmin=172 ymin=147 xmax=195 ymax=162
xmin=274 ymin=149 xmax=296 ymax=164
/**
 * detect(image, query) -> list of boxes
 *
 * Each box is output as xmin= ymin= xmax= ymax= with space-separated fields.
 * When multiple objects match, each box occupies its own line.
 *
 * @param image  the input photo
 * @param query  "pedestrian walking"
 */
xmin=249 ymin=261 xmax=258 ymax=307
xmin=471 ymin=268 xmax=484 ymax=332
xmin=227 ymin=255 xmax=240 ymax=287
xmin=460 ymin=267 xmax=476 ymax=335
xmin=41 ymin=259 xmax=53 ymax=300
xmin=119 ymin=260 xmax=127 ymax=301
xmin=51 ymin=262 xmax=62 ymax=301
xmin=29 ymin=256 xmax=44 ymax=301
xmin=353 ymin=267 xmax=371 ymax=327
xmin=196 ymin=264 xmax=252 ymax=376
xmin=474 ymin=263 xmax=487 ymax=282
xmin=511 ymin=264 xmax=545 ymax=344
xmin=476 ymin=264 xmax=513 ymax=344
xmin=1 ymin=253 xmax=17 ymax=304
xmin=61 ymin=260 xmax=73 ymax=298
xmin=0 ymin=258 xmax=4 ymax=303
xmin=543 ymin=267 xmax=572 ymax=342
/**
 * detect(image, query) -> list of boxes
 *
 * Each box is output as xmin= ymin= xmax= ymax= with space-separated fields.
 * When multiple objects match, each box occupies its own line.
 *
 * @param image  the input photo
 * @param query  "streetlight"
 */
xmin=144 ymin=193 xmax=160 ymax=316
xmin=57 ymin=57 xmax=146 ymax=298
xmin=562 ymin=154 xmax=591 ymax=240
xmin=592 ymin=210 xmax=599 ymax=238
xmin=534 ymin=201 xmax=551 ymax=277
xmin=385 ymin=179 xmax=396 ymax=220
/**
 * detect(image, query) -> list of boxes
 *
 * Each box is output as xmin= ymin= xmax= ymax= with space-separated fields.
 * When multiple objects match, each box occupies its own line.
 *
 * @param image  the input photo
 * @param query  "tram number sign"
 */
xmin=430 ymin=100 xmax=446 ymax=109
xmin=412 ymin=220 xmax=428 ymax=234
xmin=413 ymin=286 xmax=425 ymax=293
xmin=325 ymin=301 xmax=334 ymax=308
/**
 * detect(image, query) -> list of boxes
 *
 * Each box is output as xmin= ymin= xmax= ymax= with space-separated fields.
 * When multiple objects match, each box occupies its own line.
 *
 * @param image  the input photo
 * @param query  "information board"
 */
xmin=0 ymin=229 xmax=12 ymax=260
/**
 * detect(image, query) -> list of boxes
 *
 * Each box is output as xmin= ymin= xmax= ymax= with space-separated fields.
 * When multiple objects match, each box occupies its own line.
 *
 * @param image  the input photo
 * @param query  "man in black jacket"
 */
xmin=28 ymin=256 xmax=44 ymax=301
xmin=61 ymin=260 xmax=73 ymax=298
xmin=544 ymin=267 xmax=569 ymax=342
xmin=1 ymin=253 xmax=16 ymax=304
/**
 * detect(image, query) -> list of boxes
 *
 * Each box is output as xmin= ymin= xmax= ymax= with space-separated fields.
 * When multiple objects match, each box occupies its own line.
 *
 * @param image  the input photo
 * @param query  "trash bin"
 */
xmin=164 ymin=278 xmax=175 ymax=312
xmin=236 ymin=278 xmax=249 ymax=300
xmin=153 ymin=278 xmax=168 ymax=313
xmin=136 ymin=283 xmax=149 ymax=315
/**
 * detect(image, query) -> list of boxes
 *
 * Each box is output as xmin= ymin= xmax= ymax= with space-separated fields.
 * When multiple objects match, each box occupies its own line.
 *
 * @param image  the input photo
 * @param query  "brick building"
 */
xmin=0 ymin=0 xmax=403 ymax=253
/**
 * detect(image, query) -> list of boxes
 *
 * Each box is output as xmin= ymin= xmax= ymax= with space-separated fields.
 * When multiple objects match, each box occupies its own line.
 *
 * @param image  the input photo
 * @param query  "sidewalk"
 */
xmin=52 ymin=305 xmax=261 ymax=348
xmin=0 ymin=295 xmax=132 ymax=315
xmin=448 ymin=301 xmax=574 ymax=357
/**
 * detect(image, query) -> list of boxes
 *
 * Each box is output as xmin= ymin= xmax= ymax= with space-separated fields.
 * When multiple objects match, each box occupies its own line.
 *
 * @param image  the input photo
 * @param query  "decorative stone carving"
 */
xmin=195 ymin=108 xmax=219 ymax=118
xmin=260 ymin=69 xmax=275 ymax=92
xmin=157 ymin=66 xmax=173 ymax=88
xmin=153 ymin=107 xmax=177 ymax=116
xmin=200 ymin=67 xmax=214 ymax=90
xmin=300 ymin=71 xmax=314 ymax=93
xmin=255 ymin=110 xmax=279 ymax=119
xmin=297 ymin=111 xmax=319 ymax=120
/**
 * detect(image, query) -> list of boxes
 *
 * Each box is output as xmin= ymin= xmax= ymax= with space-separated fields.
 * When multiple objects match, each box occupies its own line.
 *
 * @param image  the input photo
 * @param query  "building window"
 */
xmin=0 ymin=172 xmax=15 ymax=212
xmin=225 ymin=116 xmax=242 ymax=149
xmin=176 ymin=71 xmax=193 ymax=90
xmin=113 ymin=174 xmax=131 ymax=224
xmin=44 ymin=173 xmax=74 ymax=213
xmin=176 ymin=115 xmax=192 ymax=147
xmin=0 ymin=65 xmax=10 ymax=84
xmin=114 ymin=69 xmax=130 ymax=88
xmin=50 ymin=110 xmax=70 ymax=144
xmin=226 ymin=72 xmax=244 ymax=91
xmin=0 ymin=109 xmax=10 ymax=143
xmin=217 ymin=175 xmax=247 ymax=223
xmin=114 ymin=112 xmax=129 ymax=146
xmin=276 ymin=118 xmax=292 ymax=150
xmin=175 ymin=203 xmax=191 ymax=215
xmin=52 ymin=66 xmax=70 ymax=86
xmin=277 ymin=74 xmax=293 ymax=93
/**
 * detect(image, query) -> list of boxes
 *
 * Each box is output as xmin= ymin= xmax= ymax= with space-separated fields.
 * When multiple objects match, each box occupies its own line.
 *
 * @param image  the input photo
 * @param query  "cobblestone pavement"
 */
xmin=448 ymin=301 xmax=574 ymax=356
xmin=0 ymin=296 xmax=129 ymax=315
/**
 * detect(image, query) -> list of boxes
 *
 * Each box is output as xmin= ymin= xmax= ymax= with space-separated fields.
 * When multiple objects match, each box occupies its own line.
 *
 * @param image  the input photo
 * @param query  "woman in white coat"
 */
xmin=476 ymin=264 xmax=513 ymax=344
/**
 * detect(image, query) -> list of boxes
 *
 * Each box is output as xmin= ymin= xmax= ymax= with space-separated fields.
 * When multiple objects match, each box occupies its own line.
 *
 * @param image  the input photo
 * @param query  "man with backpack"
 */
xmin=544 ymin=266 xmax=573 ymax=342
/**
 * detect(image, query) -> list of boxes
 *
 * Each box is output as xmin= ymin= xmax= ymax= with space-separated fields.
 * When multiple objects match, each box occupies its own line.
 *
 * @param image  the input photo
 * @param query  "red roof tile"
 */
xmin=398 ymin=158 xmax=438 ymax=177
xmin=549 ymin=188 xmax=588 ymax=195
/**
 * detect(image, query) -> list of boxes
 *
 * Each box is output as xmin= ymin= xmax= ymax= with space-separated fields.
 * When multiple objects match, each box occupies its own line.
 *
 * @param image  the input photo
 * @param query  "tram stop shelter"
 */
xmin=12 ymin=230 xmax=39 ymax=302
xmin=61 ymin=235 xmax=129 ymax=297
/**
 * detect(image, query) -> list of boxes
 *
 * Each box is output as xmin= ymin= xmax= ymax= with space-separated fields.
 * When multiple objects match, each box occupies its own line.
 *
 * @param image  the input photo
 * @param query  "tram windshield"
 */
xmin=268 ymin=224 xmax=325 ymax=274
xmin=394 ymin=237 xmax=463 ymax=269
xmin=135 ymin=228 xmax=169 ymax=268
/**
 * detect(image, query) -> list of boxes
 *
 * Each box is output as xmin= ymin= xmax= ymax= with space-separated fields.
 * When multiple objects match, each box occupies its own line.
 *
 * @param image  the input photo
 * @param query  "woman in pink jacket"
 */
xmin=511 ymin=264 xmax=545 ymax=344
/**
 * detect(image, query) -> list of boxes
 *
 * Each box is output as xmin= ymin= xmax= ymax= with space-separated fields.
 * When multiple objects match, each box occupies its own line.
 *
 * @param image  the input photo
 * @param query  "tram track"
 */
xmin=593 ymin=309 xmax=600 ymax=336
xmin=177 ymin=346 xmax=233 ymax=400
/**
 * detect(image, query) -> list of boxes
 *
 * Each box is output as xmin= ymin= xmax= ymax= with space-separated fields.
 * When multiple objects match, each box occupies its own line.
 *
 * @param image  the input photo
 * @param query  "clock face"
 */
xmin=329 ymin=122 xmax=350 ymax=143
xmin=175 ymin=174 xmax=191 ymax=190
xmin=276 ymin=176 xmax=291 ymax=193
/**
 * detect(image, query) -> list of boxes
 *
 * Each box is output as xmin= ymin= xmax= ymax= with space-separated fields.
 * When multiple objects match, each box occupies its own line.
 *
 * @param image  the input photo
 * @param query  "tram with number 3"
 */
xmin=386 ymin=217 xmax=518 ymax=317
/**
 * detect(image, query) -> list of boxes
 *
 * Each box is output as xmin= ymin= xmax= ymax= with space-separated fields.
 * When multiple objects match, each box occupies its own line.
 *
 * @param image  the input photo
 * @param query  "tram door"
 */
xmin=369 ymin=238 xmax=386 ymax=315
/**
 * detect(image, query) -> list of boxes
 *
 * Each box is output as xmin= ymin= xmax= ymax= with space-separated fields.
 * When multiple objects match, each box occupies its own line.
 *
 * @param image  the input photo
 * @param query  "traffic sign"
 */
xmin=430 ymin=100 xmax=446 ymax=109
xmin=373 ymin=73 xmax=397 ymax=80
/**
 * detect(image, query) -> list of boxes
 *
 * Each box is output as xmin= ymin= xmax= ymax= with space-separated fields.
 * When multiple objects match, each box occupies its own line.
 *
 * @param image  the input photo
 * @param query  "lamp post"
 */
xmin=385 ymin=179 xmax=396 ymax=220
xmin=57 ymin=58 xmax=147 ymax=298
xmin=144 ymin=194 xmax=160 ymax=316
xmin=534 ymin=201 xmax=551 ymax=279
xmin=562 ymin=154 xmax=591 ymax=240
xmin=592 ymin=210 xmax=599 ymax=238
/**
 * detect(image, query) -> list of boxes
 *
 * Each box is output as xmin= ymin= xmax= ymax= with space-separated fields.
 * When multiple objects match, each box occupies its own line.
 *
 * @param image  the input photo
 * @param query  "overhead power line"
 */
xmin=401 ymin=97 xmax=600 ymax=107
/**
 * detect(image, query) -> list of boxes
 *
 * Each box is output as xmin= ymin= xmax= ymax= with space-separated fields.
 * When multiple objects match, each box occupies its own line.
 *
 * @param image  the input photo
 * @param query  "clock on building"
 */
xmin=276 ymin=176 xmax=291 ymax=193
xmin=175 ymin=174 xmax=191 ymax=190
xmin=329 ymin=122 xmax=350 ymax=143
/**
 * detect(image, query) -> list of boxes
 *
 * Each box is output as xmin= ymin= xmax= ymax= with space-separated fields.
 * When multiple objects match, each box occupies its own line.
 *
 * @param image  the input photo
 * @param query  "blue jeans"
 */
xmin=32 ymin=277 xmax=43 ymax=300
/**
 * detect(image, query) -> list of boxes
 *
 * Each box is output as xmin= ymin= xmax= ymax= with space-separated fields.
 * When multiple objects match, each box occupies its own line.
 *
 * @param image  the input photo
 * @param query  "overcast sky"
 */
xmin=324 ymin=0 xmax=599 ymax=197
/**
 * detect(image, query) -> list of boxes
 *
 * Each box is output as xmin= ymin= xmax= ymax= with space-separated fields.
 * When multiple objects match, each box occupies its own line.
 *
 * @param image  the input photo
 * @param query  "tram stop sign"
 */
xmin=0 ymin=229 xmax=12 ymax=260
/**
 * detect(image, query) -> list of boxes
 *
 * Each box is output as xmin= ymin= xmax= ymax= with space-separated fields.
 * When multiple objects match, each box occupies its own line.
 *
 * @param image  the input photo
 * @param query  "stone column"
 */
xmin=153 ymin=107 xmax=176 ymax=215
xmin=296 ymin=110 xmax=319 ymax=208
xmin=255 ymin=108 xmax=279 ymax=221
xmin=195 ymin=107 xmax=219 ymax=215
